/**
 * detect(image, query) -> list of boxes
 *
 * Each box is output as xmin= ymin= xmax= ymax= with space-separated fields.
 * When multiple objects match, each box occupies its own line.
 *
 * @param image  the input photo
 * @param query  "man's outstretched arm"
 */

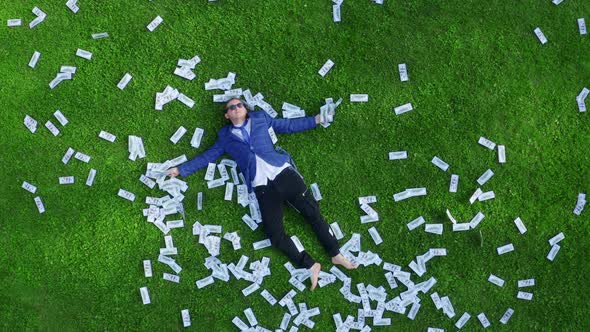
xmin=264 ymin=111 xmax=321 ymax=134
xmin=170 ymin=139 xmax=225 ymax=177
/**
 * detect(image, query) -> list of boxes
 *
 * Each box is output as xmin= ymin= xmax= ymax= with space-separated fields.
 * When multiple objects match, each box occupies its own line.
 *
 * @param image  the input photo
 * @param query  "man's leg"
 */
xmin=278 ymin=169 xmax=341 ymax=258
xmin=280 ymin=169 xmax=357 ymax=270
xmin=255 ymin=184 xmax=315 ymax=269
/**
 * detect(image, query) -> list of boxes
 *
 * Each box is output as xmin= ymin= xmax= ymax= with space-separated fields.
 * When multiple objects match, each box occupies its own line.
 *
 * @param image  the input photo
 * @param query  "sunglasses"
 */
xmin=225 ymin=102 xmax=245 ymax=112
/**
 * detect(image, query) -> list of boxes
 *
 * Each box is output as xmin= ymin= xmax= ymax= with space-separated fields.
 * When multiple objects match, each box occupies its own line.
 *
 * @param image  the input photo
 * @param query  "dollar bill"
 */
xmin=170 ymin=126 xmax=187 ymax=144
xmin=388 ymin=151 xmax=407 ymax=160
xmin=318 ymin=59 xmax=335 ymax=77
xmin=579 ymin=18 xmax=587 ymax=35
xmin=500 ymin=308 xmax=514 ymax=324
xmin=398 ymin=63 xmax=409 ymax=82
xmin=139 ymin=287 xmax=150 ymax=304
xmin=22 ymin=181 xmax=37 ymax=194
xmin=488 ymin=274 xmax=505 ymax=287
xmin=147 ymin=16 xmax=163 ymax=32
xmin=143 ymin=260 xmax=152 ymax=277
xmin=496 ymin=243 xmax=514 ymax=255
xmin=533 ymin=27 xmax=548 ymax=45
xmin=117 ymin=73 xmax=132 ymax=90
xmin=431 ymin=156 xmax=449 ymax=171
xmin=181 ymin=309 xmax=191 ymax=327
xmin=76 ymin=48 xmax=93 ymax=60
xmin=28 ymin=51 xmax=41 ymax=68
xmin=350 ymin=94 xmax=368 ymax=102
xmin=477 ymin=313 xmax=491 ymax=328
xmin=91 ymin=32 xmax=109 ymax=39
xmin=394 ymin=103 xmax=413 ymax=115
xmin=7 ymin=19 xmax=22 ymax=27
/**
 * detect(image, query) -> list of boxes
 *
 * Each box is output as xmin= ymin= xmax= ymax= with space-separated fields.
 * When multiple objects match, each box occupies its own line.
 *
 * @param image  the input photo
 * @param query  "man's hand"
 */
xmin=317 ymin=108 xmax=335 ymax=126
xmin=168 ymin=167 xmax=179 ymax=177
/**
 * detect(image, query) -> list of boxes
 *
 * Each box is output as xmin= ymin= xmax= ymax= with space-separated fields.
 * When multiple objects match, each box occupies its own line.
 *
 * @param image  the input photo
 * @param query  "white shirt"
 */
xmin=231 ymin=120 xmax=290 ymax=187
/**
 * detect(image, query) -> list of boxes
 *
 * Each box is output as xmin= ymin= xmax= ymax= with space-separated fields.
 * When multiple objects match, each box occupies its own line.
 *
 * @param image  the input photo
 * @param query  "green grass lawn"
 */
xmin=1 ymin=0 xmax=589 ymax=330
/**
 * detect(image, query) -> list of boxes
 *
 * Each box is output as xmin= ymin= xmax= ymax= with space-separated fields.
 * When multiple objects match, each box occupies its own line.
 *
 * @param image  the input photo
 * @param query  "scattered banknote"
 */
xmin=478 ymin=136 xmax=496 ymax=150
xmin=24 ymin=115 xmax=38 ymax=133
xmin=498 ymin=145 xmax=506 ymax=163
xmin=170 ymin=126 xmax=187 ymax=144
xmin=139 ymin=287 xmax=150 ymax=304
xmin=577 ymin=87 xmax=588 ymax=112
xmin=99 ymin=130 xmax=116 ymax=142
xmin=34 ymin=196 xmax=45 ymax=213
xmin=118 ymin=188 xmax=136 ymax=201
xmin=174 ymin=55 xmax=200 ymax=80
xmin=22 ymin=181 xmax=37 ymax=194
xmin=181 ymin=309 xmax=191 ymax=327
xmin=86 ymin=169 xmax=97 ymax=186
xmin=45 ymin=121 xmax=60 ymax=136
xmin=488 ymin=274 xmax=505 ymax=287
xmin=578 ymin=18 xmax=587 ymax=35
xmin=155 ymin=85 xmax=180 ymax=110
xmin=310 ymin=183 xmax=322 ymax=201
xmin=547 ymin=244 xmax=560 ymax=261
xmin=500 ymin=308 xmax=514 ymax=324
xmin=513 ymin=217 xmax=527 ymax=234
xmin=76 ymin=48 xmax=93 ymax=60
xmin=350 ymin=94 xmax=368 ymax=102
xmin=53 ymin=110 xmax=68 ymax=126
xmin=92 ymin=32 xmax=109 ymax=39
xmin=74 ymin=152 xmax=91 ymax=163
xmin=394 ymin=103 xmax=413 ymax=115
xmin=7 ymin=19 xmax=22 ymax=27
xmin=431 ymin=156 xmax=449 ymax=171
xmin=533 ymin=27 xmax=548 ymax=45
xmin=573 ymin=193 xmax=586 ymax=215
xmin=147 ymin=16 xmax=163 ymax=32
xmin=388 ymin=151 xmax=407 ymax=160
xmin=59 ymin=176 xmax=75 ymax=185
xmin=497 ymin=243 xmax=514 ymax=255
xmin=49 ymin=65 xmax=77 ymax=89
xmin=117 ymin=73 xmax=133 ymax=90
xmin=30 ymin=7 xmax=47 ymax=29
xmin=28 ymin=51 xmax=41 ymax=68
xmin=205 ymin=72 xmax=236 ymax=91
xmin=398 ymin=63 xmax=409 ymax=82
xmin=449 ymin=174 xmax=459 ymax=192
xmin=318 ymin=59 xmax=334 ymax=77
xmin=128 ymin=135 xmax=146 ymax=160
xmin=333 ymin=3 xmax=341 ymax=23
xmin=66 ymin=0 xmax=79 ymax=13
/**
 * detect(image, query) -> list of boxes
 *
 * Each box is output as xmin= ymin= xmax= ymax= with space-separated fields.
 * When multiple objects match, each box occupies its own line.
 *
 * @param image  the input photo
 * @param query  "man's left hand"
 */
xmin=168 ymin=167 xmax=180 ymax=177
xmin=317 ymin=108 xmax=335 ymax=125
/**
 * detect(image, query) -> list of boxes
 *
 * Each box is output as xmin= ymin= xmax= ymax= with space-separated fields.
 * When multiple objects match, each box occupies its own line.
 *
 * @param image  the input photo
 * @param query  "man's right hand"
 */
xmin=168 ymin=167 xmax=179 ymax=177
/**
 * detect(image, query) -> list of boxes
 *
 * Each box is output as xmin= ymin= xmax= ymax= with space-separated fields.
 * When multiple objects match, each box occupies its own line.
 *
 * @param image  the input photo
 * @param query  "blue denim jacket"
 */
xmin=178 ymin=111 xmax=317 ymax=192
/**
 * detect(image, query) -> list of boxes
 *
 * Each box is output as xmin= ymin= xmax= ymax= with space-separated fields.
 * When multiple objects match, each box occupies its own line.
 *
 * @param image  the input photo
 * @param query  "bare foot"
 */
xmin=309 ymin=263 xmax=321 ymax=291
xmin=331 ymin=254 xmax=358 ymax=270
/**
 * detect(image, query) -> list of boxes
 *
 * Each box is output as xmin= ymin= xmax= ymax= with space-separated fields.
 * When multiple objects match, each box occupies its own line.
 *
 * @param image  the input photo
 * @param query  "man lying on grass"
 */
xmin=168 ymin=98 xmax=357 ymax=290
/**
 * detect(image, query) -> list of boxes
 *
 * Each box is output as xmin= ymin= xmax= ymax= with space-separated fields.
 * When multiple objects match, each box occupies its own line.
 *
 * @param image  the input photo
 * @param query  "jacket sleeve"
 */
xmin=178 ymin=137 xmax=225 ymax=177
xmin=263 ymin=111 xmax=317 ymax=134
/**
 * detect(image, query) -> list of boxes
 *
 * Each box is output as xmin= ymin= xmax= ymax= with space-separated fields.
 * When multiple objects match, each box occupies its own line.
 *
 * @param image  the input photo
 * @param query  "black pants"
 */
xmin=254 ymin=167 xmax=340 ymax=269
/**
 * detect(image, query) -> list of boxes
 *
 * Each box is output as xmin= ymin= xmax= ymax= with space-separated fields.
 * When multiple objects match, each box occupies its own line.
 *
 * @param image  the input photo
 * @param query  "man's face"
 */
xmin=224 ymin=99 xmax=247 ymax=122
